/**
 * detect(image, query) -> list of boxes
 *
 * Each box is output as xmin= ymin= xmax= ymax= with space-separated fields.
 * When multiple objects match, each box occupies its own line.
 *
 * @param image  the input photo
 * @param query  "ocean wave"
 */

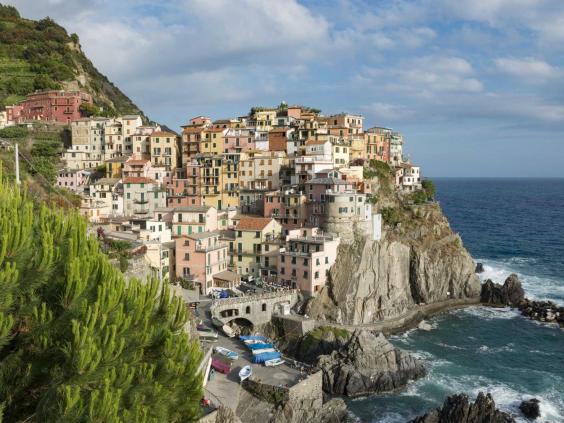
xmin=477 ymin=343 xmax=515 ymax=354
xmin=473 ymin=385 xmax=564 ymax=423
xmin=457 ymin=306 xmax=520 ymax=320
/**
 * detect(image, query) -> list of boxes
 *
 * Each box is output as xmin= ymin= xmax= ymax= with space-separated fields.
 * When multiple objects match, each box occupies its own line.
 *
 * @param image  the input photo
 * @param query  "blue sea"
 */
xmin=348 ymin=178 xmax=564 ymax=422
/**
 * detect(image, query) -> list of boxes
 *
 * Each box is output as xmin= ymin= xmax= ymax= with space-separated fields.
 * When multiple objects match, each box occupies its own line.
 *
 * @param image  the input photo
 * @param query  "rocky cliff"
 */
xmin=307 ymin=203 xmax=481 ymax=325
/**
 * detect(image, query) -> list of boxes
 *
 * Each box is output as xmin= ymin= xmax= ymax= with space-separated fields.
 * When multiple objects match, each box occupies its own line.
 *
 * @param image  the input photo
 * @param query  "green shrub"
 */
xmin=381 ymin=206 xmax=401 ymax=227
xmin=408 ymin=190 xmax=428 ymax=205
xmin=422 ymin=179 xmax=436 ymax=200
xmin=0 ymin=126 xmax=28 ymax=139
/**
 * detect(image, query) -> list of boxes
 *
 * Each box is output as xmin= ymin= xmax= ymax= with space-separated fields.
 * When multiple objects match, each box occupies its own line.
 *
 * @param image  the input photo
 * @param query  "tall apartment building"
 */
xmin=150 ymin=131 xmax=179 ymax=171
xmin=63 ymin=117 xmax=108 ymax=169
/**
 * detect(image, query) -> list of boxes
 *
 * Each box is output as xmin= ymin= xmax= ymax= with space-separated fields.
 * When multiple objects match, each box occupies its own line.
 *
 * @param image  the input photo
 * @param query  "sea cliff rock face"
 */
xmin=297 ymin=329 xmax=426 ymax=397
xmin=480 ymin=274 xmax=525 ymax=307
xmin=307 ymin=204 xmax=481 ymax=325
xmin=410 ymin=392 xmax=516 ymax=423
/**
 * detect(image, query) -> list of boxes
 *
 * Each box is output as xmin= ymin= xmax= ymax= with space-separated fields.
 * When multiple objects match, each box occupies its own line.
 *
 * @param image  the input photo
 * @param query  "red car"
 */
xmin=211 ymin=357 xmax=231 ymax=374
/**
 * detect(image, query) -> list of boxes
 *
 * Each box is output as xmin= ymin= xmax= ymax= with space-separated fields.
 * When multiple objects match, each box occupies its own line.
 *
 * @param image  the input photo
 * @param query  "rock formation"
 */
xmin=410 ymin=392 xmax=516 ymax=423
xmin=475 ymin=262 xmax=485 ymax=273
xmin=307 ymin=203 xmax=481 ymax=326
xmin=293 ymin=328 xmax=425 ymax=397
xmin=480 ymin=274 xmax=525 ymax=307
xmin=519 ymin=398 xmax=540 ymax=420
xmin=519 ymin=299 xmax=564 ymax=327
xmin=480 ymin=274 xmax=563 ymax=327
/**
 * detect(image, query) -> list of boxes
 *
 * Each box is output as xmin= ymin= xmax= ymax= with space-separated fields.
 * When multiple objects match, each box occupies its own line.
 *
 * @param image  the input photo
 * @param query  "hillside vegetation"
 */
xmin=0 ymin=4 xmax=145 ymax=118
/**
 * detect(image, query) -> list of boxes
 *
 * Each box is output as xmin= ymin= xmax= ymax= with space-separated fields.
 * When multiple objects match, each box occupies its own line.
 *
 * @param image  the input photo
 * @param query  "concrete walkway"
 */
xmin=313 ymin=297 xmax=481 ymax=334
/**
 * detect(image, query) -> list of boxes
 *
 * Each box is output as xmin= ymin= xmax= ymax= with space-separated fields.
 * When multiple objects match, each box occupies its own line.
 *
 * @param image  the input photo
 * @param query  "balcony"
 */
xmin=195 ymin=241 xmax=227 ymax=252
xmin=133 ymin=198 xmax=149 ymax=204
xmin=134 ymin=208 xmax=150 ymax=214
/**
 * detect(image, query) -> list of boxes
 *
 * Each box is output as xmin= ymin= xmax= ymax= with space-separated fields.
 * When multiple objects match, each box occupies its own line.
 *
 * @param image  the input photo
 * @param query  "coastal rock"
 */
xmin=480 ymin=274 xmax=525 ymax=307
xmin=306 ymin=204 xmax=481 ymax=326
xmin=418 ymin=320 xmax=433 ymax=331
xmin=271 ymin=397 xmax=348 ymax=423
xmin=519 ymin=398 xmax=540 ymax=420
xmin=410 ymin=392 xmax=516 ymax=423
xmin=519 ymin=299 xmax=564 ymax=327
xmin=315 ymin=330 xmax=426 ymax=397
xmin=475 ymin=262 xmax=485 ymax=273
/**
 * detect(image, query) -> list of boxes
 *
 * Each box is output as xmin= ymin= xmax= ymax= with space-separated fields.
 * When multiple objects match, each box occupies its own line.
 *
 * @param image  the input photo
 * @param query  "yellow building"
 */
xmin=105 ymin=156 xmax=127 ymax=178
xmin=234 ymin=217 xmax=281 ymax=277
xmin=201 ymin=128 xmax=227 ymax=155
xmin=150 ymin=131 xmax=179 ymax=171
xmin=251 ymin=108 xmax=277 ymax=130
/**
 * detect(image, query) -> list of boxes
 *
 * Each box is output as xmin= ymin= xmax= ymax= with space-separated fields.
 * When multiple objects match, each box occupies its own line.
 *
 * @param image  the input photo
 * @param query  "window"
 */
xmin=314 ymin=271 xmax=319 ymax=279
xmin=246 ymin=306 xmax=251 ymax=314
xmin=316 ymin=258 xmax=320 ymax=266
xmin=303 ymin=258 xmax=308 ymax=266
xmin=255 ymin=231 xmax=260 ymax=238
xmin=262 ymin=303 xmax=267 ymax=312
xmin=303 ymin=270 xmax=308 ymax=278
xmin=325 ymin=257 xmax=329 ymax=264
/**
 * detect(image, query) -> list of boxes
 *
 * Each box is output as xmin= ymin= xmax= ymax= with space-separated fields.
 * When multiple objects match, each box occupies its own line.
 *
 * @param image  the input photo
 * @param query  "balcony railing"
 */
xmin=195 ymin=242 xmax=227 ymax=252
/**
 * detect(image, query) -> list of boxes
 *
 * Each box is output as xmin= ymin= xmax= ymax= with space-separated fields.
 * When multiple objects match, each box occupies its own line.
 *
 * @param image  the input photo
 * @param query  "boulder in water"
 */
xmin=480 ymin=273 xmax=525 ymax=307
xmin=475 ymin=262 xmax=485 ymax=273
xmin=410 ymin=392 xmax=516 ymax=422
xmin=316 ymin=330 xmax=426 ymax=397
xmin=418 ymin=320 xmax=433 ymax=331
xmin=519 ymin=398 xmax=540 ymax=420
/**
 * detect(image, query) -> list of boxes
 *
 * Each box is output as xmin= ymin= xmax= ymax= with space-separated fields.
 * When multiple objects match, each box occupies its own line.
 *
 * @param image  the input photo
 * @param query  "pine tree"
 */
xmin=0 ymin=167 xmax=203 ymax=422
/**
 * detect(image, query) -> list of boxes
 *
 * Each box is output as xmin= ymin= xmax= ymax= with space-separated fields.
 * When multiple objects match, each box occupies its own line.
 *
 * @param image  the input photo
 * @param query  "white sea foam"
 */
xmin=473 ymin=384 xmax=564 ymax=423
xmin=478 ymin=259 xmax=564 ymax=305
xmin=458 ymin=305 xmax=519 ymax=320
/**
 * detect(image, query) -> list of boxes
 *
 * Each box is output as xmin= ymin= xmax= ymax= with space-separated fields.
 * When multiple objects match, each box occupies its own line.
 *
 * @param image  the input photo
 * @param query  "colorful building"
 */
xmin=14 ymin=90 xmax=92 ymax=124
xmin=233 ymin=217 xmax=282 ymax=277
xmin=171 ymin=205 xmax=218 ymax=236
xmin=150 ymin=131 xmax=179 ymax=171
xmin=278 ymin=227 xmax=340 ymax=295
xmin=123 ymin=177 xmax=167 ymax=217
xmin=175 ymin=231 xmax=229 ymax=294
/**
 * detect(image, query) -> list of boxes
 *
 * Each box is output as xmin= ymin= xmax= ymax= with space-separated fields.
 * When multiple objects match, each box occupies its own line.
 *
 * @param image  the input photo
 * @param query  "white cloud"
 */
xmin=495 ymin=57 xmax=561 ymax=79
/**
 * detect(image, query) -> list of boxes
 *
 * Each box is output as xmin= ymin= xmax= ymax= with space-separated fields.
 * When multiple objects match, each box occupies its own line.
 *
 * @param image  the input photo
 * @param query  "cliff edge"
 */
xmin=307 ymin=195 xmax=481 ymax=326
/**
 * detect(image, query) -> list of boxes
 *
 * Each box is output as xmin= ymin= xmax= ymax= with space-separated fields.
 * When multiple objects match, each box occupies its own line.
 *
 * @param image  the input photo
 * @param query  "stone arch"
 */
xmin=228 ymin=317 xmax=254 ymax=332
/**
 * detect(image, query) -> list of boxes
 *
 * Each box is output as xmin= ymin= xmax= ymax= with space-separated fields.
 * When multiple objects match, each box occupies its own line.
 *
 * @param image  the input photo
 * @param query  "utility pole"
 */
xmin=15 ymin=142 xmax=20 ymax=184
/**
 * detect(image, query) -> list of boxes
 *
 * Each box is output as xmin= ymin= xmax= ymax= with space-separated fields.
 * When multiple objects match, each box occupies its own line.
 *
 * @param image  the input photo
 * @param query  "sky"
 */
xmin=5 ymin=0 xmax=564 ymax=177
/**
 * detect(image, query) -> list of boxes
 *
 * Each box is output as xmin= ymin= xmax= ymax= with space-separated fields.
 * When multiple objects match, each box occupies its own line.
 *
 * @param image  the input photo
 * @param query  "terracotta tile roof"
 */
xmin=123 ymin=177 xmax=157 ymax=184
xmin=236 ymin=216 xmax=273 ymax=231
xmin=151 ymin=131 xmax=177 ymax=138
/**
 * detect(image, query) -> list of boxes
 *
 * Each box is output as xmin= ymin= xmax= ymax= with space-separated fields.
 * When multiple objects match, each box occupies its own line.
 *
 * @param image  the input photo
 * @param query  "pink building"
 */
xmin=223 ymin=128 xmax=255 ymax=153
xmin=305 ymin=177 xmax=355 ymax=202
xmin=56 ymin=168 xmax=90 ymax=193
xmin=175 ymin=231 xmax=229 ymax=294
xmin=263 ymin=188 xmax=308 ymax=232
xmin=123 ymin=158 xmax=151 ymax=178
xmin=15 ymin=90 xmax=92 ymax=124
xmin=278 ymin=228 xmax=340 ymax=295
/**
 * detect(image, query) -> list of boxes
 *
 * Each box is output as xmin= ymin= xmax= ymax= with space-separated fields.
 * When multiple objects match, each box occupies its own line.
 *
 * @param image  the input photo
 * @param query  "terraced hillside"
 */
xmin=0 ymin=4 xmax=145 ymax=118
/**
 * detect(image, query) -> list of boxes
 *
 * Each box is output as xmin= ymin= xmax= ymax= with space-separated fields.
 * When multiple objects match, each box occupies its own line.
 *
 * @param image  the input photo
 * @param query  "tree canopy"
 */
xmin=0 ymin=171 xmax=203 ymax=422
